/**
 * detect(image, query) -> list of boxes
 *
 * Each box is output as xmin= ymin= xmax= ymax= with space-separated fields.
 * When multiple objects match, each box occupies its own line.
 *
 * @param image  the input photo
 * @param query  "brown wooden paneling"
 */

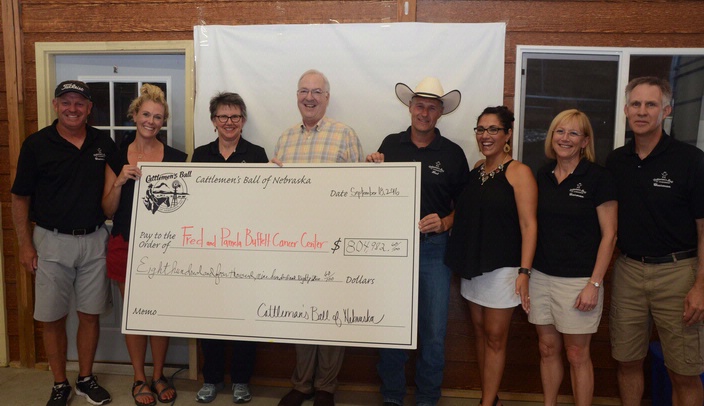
xmin=419 ymin=1 xmax=704 ymax=103
xmin=251 ymin=343 xmax=297 ymax=379
xmin=2 ymin=202 xmax=14 ymax=228
xmin=1 ymin=86 xmax=8 ymax=367
xmin=507 ymin=32 xmax=704 ymax=50
xmin=3 ymin=231 xmax=17 ymax=259
xmin=338 ymin=347 xmax=379 ymax=383
xmin=418 ymin=0 xmax=704 ymax=33
xmin=2 ymin=252 xmax=17 ymax=283
xmin=0 ymin=121 xmax=7 ymax=143
xmin=22 ymin=1 xmax=397 ymax=32
xmin=0 ymin=98 xmax=6 ymax=121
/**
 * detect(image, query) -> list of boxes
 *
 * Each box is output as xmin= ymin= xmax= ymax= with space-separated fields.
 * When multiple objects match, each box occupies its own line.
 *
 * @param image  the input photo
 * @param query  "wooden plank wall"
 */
xmin=2 ymin=0 xmax=704 ymax=400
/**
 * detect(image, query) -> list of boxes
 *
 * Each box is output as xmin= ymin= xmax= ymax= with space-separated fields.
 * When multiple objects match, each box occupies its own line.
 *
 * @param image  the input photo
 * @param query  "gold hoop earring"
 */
xmin=503 ymin=142 xmax=511 ymax=154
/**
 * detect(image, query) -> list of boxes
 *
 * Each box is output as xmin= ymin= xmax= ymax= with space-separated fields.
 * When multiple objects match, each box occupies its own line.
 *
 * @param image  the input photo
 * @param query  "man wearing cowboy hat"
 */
xmin=367 ymin=77 xmax=470 ymax=406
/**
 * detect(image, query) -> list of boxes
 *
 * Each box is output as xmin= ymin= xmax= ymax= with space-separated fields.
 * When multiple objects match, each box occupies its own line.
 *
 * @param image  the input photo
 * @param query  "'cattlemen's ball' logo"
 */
xmin=142 ymin=172 xmax=189 ymax=214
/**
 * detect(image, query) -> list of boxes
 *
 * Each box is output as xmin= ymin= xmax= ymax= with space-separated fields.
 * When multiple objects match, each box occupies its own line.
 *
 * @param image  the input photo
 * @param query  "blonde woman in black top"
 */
xmin=530 ymin=109 xmax=617 ymax=406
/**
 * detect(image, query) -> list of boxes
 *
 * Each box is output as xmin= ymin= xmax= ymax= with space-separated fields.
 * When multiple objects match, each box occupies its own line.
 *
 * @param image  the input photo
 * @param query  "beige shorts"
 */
xmin=610 ymin=255 xmax=704 ymax=376
xmin=528 ymin=269 xmax=603 ymax=334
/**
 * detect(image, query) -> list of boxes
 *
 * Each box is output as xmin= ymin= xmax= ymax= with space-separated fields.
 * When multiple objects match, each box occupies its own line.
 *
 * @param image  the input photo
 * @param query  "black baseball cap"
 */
xmin=54 ymin=80 xmax=92 ymax=100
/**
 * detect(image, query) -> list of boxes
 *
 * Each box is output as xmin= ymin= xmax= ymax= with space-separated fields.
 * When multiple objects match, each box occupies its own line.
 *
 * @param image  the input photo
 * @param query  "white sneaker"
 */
xmin=196 ymin=382 xmax=224 ymax=403
xmin=232 ymin=383 xmax=252 ymax=403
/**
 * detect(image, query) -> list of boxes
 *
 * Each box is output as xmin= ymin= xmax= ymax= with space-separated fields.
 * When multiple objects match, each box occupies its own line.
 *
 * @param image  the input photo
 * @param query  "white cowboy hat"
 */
xmin=395 ymin=77 xmax=461 ymax=115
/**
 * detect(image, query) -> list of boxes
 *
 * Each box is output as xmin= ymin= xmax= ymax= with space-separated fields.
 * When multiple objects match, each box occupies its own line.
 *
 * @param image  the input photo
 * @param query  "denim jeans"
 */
xmin=377 ymin=232 xmax=452 ymax=406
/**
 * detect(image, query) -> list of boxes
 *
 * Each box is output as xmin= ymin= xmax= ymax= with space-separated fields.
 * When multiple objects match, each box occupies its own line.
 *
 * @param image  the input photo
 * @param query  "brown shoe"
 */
xmin=278 ymin=389 xmax=312 ymax=406
xmin=313 ymin=390 xmax=334 ymax=406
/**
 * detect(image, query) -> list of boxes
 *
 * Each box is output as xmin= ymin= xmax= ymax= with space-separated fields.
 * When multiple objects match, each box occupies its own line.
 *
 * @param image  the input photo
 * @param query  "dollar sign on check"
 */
xmin=331 ymin=238 xmax=341 ymax=253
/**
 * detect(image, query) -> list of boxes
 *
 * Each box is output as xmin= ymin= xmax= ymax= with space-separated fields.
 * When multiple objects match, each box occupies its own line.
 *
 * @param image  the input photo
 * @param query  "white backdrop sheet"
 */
xmin=193 ymin=23 xmax=506 ymax=165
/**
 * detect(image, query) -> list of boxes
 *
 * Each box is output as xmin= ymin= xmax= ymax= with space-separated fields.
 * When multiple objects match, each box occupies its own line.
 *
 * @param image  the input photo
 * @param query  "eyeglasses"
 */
xmin=297 ymin=88 xmax=327 ymax=98
xmin=215 ymin=114 xmax=243 ymax=124
xmin=553 ymin=129 xmax=583 ymax=138
xmin=474 ymin=126 xmax=506 ymax=135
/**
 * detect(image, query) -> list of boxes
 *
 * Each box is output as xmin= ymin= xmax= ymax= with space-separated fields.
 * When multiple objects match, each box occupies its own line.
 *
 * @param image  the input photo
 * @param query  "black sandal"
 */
xmin=478 ymin=395 xmax=499 ymax=406
xmin=132 ymin=381 xmax=156 ymax=406
xmin=151 ymin=377 xmax=177 ymax=403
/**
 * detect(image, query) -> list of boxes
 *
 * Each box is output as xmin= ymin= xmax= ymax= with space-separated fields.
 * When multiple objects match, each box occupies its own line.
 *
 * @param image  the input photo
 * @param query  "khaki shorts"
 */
xmin=528 ymin=269 xmax=603 ymax=334
xmin=33 ymin=226 xmax=111 ymax=322
xmin=610 ymin=255 xmax=704 ymax=376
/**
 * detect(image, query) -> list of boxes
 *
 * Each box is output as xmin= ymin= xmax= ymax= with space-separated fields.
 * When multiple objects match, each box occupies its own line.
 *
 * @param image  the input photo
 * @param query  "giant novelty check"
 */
xmin=122 ymin=162 xmax=420 ymax=348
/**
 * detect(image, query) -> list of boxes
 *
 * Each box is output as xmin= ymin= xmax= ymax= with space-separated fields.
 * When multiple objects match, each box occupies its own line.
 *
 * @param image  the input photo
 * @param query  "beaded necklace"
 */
xmin=479 ymin=162 xmax=505 ymax=185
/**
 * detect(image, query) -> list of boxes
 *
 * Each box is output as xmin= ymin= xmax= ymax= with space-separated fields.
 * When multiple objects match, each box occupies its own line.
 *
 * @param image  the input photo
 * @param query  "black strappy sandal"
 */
xmin=132 ymin=381 xmax=156 ymax=406
xmin=150 ymin=377 xmax=177 ymax=404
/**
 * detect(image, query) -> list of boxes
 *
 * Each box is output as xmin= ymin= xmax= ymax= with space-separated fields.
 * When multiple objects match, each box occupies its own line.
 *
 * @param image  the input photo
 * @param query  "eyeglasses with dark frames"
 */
xmin=474 ymin=126 xmax=506 ymax=135
xmin=215 ymin=114 xmax=243 ymax=124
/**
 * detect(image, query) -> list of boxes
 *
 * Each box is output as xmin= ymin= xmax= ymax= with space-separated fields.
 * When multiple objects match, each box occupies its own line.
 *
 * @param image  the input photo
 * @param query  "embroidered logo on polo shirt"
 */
xmin=653 ymin=172 xmax=673 ymax=189
xmin=93 ymin=148 xmax=107 ymax=161
xmin=569 ymin=183 xmax=586 ymax=198
xmin=428 ymin=161 xmax=444 ymax=175
xmin=142 ymin=172 xmax=190 ymax=214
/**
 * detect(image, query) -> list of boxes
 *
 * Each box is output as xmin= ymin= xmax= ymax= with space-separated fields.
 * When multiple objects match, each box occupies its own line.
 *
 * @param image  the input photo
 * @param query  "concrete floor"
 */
xmin=0 ymin=365 xmax=565 ymax=406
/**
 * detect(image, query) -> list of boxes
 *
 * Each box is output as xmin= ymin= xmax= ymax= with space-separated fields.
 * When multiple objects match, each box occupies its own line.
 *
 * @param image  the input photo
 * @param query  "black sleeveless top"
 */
xmin=107 ymin=135 xmax=188 ymax=240
xmin=445 ymin=160 xmax=522 ymax=279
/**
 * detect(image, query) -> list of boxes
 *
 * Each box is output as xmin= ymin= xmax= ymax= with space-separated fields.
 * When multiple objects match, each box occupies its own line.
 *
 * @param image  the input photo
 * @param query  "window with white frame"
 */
xmin=515 ymin=47 xmax=704 ymax=172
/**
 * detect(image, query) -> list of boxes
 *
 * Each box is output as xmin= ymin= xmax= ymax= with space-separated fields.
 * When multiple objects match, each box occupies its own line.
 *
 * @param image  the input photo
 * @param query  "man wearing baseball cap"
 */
xmin=367 ymin=77 xmax=470 ymax=406
xmin=12 ymin=80 xmax=116 ymax=406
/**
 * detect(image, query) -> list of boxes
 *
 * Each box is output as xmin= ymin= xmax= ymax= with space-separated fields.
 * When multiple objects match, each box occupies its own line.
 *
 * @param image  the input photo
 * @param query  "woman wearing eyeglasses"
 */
xmin=529 ymin=109 xmax=617 ymax=406
xmin=192 ymin=92 xmax=268 ymax=165
xmin=445 ymin=105 xmax=537 ymax=406
xmin=103 ymin=83 xmax=187 ymax=406
xmin=191 ymin=92 xmax=268 ymax=404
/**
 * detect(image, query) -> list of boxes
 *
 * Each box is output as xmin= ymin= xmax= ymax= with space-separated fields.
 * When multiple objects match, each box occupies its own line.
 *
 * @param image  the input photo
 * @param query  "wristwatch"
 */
xmin=518 ymin=267 xmax=531 ymax=277
xmin=589 ymin=280 xmax=601 ymax=288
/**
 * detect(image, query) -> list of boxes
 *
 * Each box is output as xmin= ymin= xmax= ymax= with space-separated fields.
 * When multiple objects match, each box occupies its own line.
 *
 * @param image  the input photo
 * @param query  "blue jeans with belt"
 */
xmin=377 ymin=232 xmax=452 ymax=406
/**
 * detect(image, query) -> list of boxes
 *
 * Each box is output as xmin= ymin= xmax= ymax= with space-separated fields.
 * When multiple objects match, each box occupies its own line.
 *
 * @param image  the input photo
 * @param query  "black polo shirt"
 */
xmin=534 ymin=159 xmax=617 ymax=278
xmin=377 ymin=127 xmax=470 ymax=219
xmin=191 ymin=138 xmax=268 ymax=163
xmin=11 ymin=120 xmax=116 ymax=230
xmin=606 ymin=132 xmax=704 ymax=257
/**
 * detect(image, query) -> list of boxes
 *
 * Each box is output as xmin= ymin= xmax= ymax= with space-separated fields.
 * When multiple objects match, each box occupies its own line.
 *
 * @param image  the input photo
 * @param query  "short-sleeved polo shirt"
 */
xmin=534 ymin=159 xmax=617 ymax=277
xmin=606 ymin=132 xmax=704 ymax=257
xmin=377 ymin=127 xmax=470 ymax=219
xmin=11 ymin=120 xmax=116 ymax=230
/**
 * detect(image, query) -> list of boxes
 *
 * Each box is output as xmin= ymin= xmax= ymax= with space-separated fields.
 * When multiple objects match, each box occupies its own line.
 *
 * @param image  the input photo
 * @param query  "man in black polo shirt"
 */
xmin=367 ymin=77 xmax=469 ymax=406
xmin=606 ymin=76 xmax=704 ymax=406
xmin=11 ymin=81 xmax=116 ymax=406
